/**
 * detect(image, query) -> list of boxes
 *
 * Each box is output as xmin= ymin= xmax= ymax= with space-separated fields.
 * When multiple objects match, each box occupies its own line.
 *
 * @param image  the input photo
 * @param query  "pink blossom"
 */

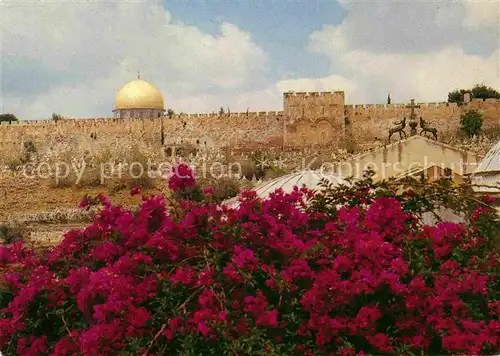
xmin=130 ymin=186 xmax=141 ymax=196
xmin=168 ymin=163 xmax=196 ymax=192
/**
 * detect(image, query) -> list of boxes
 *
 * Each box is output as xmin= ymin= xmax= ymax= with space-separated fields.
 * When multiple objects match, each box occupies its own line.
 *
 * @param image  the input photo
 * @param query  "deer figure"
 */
xmin=388 ymin=117 xmax=407 ymax=141
xmin=419 ymin=117 xmax=438 ymax=140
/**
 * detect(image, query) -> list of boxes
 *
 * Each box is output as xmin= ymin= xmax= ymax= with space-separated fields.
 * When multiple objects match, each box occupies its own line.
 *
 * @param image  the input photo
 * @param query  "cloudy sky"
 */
xmin=1 ymin=0 xmax=499 ymax=120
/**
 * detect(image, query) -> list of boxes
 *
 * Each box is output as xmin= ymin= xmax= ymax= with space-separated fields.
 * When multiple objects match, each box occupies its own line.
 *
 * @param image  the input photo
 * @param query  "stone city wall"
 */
xmin=345 ymin=99 xmax=500 ymax=143
xmin=0 ymin=111 xmax=286 ymax=159
xmin=1 ymin=93 xmax=499 ymax=156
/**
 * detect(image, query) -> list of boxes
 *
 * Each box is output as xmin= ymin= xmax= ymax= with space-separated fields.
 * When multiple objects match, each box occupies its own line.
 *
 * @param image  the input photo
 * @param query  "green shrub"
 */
xmin=460 ymin=110 xmax=483 ymax=137
xmin=0 ymin=113 xmax=18 ymax=122
xmin=51 ymin=113 xmax=63 ymax=121
xmin=240 ymin=160 xmax=261 ymax=180
xmin=209 ymin=177 xmax=241 ymax=201
xmin=0 ymin=224 xmax=27 ymax=244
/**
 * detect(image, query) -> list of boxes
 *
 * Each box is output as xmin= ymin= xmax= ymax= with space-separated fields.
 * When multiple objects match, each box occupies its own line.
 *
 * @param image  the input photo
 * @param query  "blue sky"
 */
xmin=1 ymin=0 xmax=499 ymax=120
xmin=166 ymin=0 xmax=344 ymax=79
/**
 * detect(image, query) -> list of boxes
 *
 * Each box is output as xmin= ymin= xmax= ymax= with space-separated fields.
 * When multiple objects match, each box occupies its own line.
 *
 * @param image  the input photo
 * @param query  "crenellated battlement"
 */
xmin=0 ymin=91 xmax=499 ymax=152
xmin=170 ymin=111 xmax=285 ymax=119
xmin=342 ymin=101 xmax=477 ymax=113
xmin=283 ymin=91 xmax=344 ymax=97
xmin=0 ymin=119 xmax=56 ymax=126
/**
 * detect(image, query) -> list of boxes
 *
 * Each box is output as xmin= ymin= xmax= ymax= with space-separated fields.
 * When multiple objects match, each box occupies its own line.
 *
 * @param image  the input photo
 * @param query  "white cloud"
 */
xmin=306 ymin=1 xmax=500 ymax=104
xmin=462 ymin=0 xmax=500 ymax=29
xmin=27 ymin=65 xmax=283 ymax=118
xmin=1 ymin=1 xmax=268 ymax=119
xmin=3 ymin=0 xmax=499 ymax=119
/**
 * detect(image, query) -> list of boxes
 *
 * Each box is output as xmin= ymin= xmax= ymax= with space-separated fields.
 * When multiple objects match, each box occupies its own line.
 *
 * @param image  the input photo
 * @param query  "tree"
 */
xmin=0 ymin=113 xmax=18 ymax=122
xmin=166 ymin=109 xmax=175 ymax=118
xmin=460 ymin=110 xmax=483 ymax=137
xmin=219 ymin=106 xmax=225 ymax=116
xmin=387 ymin=93 xmax=391 ymax=104
xmin=51 ymin=113 xmax=63 ymax=121
xmin=448 ymin=84 xmax=500 ymax=105
xmin=471 ymin=84 xmax=500 ymax=100
xmin=448 ymin=89 xmax=470 ymax=105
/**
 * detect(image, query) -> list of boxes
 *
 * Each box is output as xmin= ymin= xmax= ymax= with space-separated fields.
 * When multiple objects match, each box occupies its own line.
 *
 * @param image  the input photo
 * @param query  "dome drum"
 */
xmin=114 ymin=108 xmax=164 ymax=119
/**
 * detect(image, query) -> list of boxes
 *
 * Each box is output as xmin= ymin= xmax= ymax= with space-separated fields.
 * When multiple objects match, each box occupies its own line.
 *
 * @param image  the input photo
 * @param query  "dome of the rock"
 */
xmin=223 ymin=170 xmax=349 ymax=209
xmin=113 ymin=79 xmax=165 ymax=119
xmin=471 ymin=140 xmax=500 ymax=194
xmin=114 ymin=79 xmax=164 ymax=110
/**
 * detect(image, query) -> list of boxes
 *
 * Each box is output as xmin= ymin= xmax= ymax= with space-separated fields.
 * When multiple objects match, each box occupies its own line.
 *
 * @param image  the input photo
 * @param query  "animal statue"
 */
xmin=388 ymin=117 xmax=407 ymax=141
xmin=419 ymin=117 xmax=438 ymax=140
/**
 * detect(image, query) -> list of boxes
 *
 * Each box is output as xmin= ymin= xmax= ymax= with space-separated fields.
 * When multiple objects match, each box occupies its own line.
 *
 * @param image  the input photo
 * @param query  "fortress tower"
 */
xmin=282 ymin=91 xmax=346 ymax=146
xmin=283 ymin=91 xmax=345 ymax=120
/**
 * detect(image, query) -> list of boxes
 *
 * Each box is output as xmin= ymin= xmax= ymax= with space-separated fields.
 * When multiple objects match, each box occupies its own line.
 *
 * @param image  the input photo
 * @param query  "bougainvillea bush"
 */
xmin=1 ymin=164 xmax=499 ymax=355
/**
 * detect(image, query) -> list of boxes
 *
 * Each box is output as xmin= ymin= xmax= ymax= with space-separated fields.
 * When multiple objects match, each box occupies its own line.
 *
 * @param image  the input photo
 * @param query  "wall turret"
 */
xmin=284 ymin=91 xmax=345 ymax=120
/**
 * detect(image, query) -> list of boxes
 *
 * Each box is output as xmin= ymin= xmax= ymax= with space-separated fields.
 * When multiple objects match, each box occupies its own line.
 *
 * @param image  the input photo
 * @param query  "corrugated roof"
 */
xmin=471 ymin=140 xmax=500 ymax=193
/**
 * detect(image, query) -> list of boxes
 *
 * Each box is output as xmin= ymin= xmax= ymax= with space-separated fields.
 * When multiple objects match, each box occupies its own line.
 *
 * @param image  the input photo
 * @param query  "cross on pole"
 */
xmin=405 ymin=99 xmax=420 ymax=121
xmin=405 ymin=99 xmax=420 ymax=136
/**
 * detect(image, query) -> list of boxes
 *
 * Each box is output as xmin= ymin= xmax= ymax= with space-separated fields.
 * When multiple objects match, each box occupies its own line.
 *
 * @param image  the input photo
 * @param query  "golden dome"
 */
xmin=114 ymin=79 xmax=164 ymax=110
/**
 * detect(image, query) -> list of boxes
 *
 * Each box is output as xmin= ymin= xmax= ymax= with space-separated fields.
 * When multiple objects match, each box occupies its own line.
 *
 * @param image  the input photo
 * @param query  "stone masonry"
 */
xmin=1 ymin=91 xmax=499 ymax=154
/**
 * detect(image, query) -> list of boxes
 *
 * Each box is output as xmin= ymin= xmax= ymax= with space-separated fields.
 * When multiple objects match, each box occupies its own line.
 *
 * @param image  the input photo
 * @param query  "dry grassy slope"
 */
xmin=0 ymin=176 xmax=170 ymax=220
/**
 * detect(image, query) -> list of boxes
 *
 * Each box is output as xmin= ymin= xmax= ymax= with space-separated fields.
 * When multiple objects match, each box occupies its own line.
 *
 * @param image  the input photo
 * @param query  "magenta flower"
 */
xmin=202 ymin=186 xmax=214 ymax=195
xmin=130 ymin=186 xmax=141 ymax=196
xmin=78 ymin=194 xmax=90 ymax=209
xmin=0 ymin=183 xmax=499 ymax=355
xmin=168 ymin=163 xmax=196 ymax=192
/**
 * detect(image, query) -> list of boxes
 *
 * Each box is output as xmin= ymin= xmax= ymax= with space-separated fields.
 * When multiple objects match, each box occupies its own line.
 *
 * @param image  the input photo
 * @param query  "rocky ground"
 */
xmin=0 ymin=175 xmax=171 ymax=221
xmin=0 ymin=174 xmax=172 ymax=247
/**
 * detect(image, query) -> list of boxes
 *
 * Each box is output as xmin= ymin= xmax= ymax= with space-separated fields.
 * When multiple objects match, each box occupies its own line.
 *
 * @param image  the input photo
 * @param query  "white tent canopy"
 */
xmin=221 ymin=169 xmax=476 ymax=225
xmin=223 ymin=170 xmax=349 ymax=209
